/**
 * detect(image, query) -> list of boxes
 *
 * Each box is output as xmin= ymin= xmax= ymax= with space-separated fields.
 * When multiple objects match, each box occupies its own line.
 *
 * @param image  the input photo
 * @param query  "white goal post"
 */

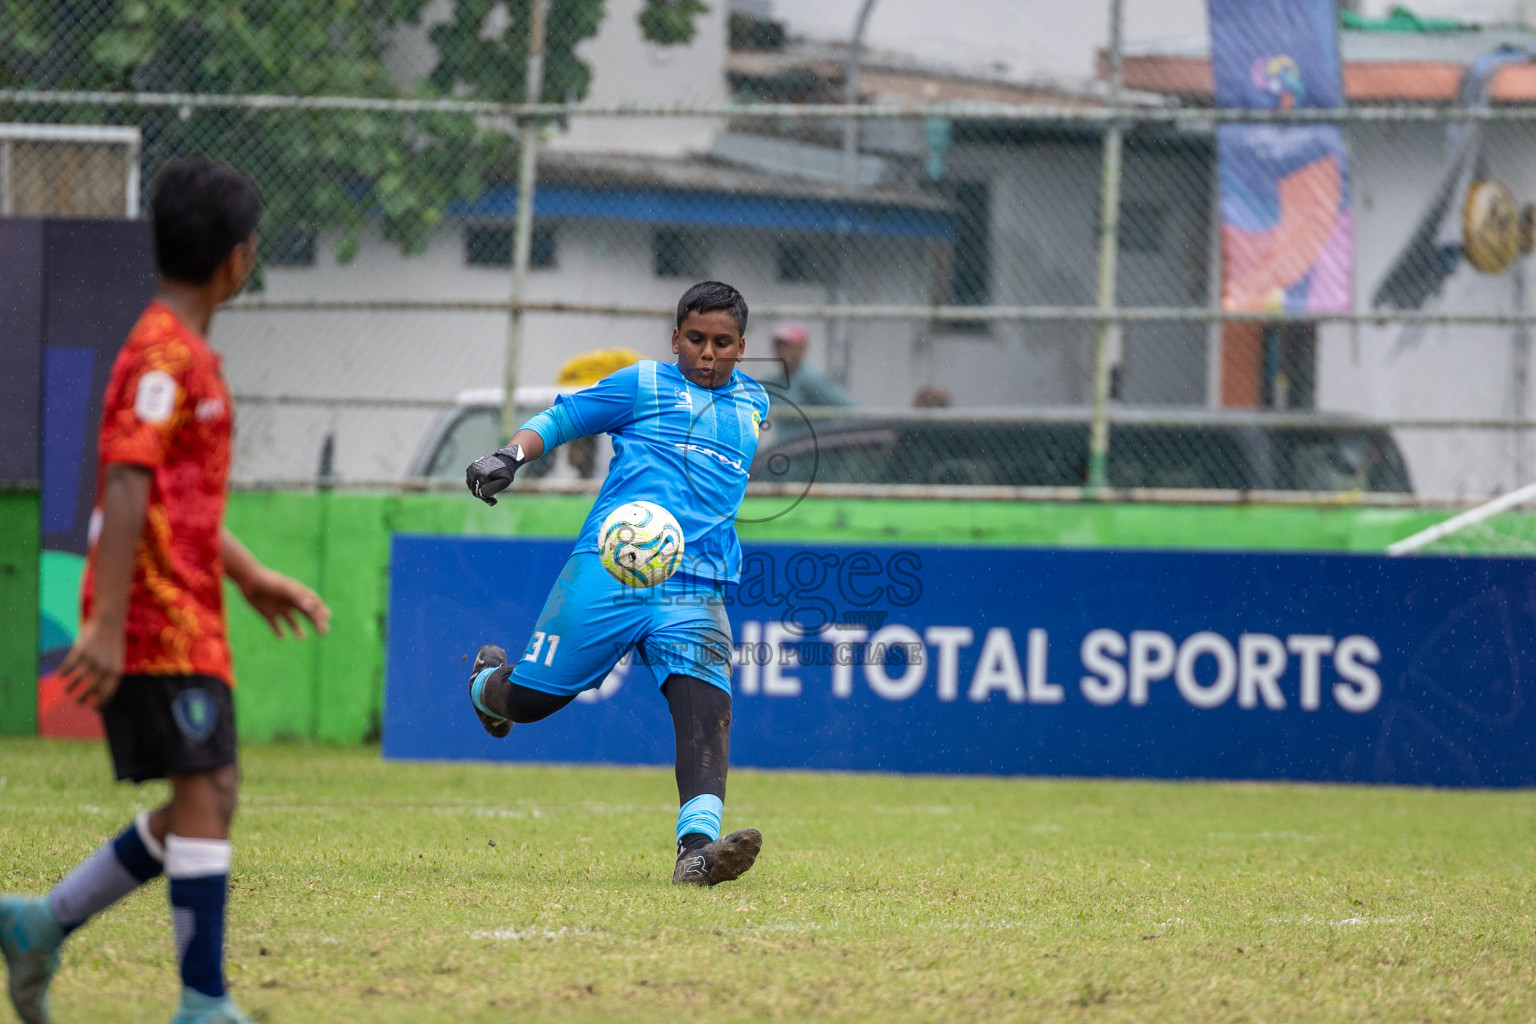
xmin=1387 ymin=480 xmax=1536 ymax=556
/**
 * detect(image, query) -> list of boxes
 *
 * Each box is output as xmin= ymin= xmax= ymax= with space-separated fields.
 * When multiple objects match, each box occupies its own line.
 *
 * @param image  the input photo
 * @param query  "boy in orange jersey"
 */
xmin=0 ymin=156 xmax=329 ymax=1024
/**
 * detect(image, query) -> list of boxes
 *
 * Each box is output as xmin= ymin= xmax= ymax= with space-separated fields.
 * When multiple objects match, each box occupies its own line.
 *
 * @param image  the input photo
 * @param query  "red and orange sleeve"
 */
xmin=99 ymin=328 xmax=193 ymax=470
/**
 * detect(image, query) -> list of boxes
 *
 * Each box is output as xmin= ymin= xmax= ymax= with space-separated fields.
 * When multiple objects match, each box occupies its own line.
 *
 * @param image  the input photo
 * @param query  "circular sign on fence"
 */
xmin=1463 ymin=179 xmax=1521 ymax=275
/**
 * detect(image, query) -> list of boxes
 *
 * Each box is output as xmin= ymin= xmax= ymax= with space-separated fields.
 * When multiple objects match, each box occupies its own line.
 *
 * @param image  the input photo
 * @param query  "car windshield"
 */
xmin=422 ymin=408 xmax=554 ymax=480
xmin=424 ymin=408 xmax=500 ymax=478
xmin=1271 ymin=428 xmax=1412 ymax=493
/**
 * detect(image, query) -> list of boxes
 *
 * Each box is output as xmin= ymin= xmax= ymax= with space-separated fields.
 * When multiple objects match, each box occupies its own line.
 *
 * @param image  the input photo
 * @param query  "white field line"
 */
xmin=1206 ymin=831 xmax=1338 ymax=841
xmin=1267 ymin=916 xmax=1421 ymax=927
xmin=471 ymin=926 xmax=590 ymax=940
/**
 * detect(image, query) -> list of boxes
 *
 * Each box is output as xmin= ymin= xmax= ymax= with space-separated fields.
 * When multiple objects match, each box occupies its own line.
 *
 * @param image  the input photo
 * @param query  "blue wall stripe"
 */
xmin=449 ymin=186 xmax=954 ymax=240
xmin=41 ymin=347 xmax=96 ymax=536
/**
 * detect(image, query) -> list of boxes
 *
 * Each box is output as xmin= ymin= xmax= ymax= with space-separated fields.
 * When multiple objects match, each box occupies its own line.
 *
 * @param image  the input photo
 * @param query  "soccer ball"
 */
xmin=598 ymin=501 xmax=684 ymax=587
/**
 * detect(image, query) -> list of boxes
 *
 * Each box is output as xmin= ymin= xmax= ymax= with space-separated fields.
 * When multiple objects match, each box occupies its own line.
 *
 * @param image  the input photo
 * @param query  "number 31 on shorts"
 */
xmin=524 ymin=632 xmax=561 ymax=666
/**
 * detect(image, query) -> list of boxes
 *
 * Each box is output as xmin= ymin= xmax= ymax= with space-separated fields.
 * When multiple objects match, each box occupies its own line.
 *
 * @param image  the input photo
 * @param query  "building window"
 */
xmin=466 ymin=225 xmax=512 ymax=267
xmin=653 ymin=228 xmax=707 ymax=278
xmin=264 ymin=228 xmax=316 ymax=267
xmin=776 ymin=239 xmax=825 ymax=283
xmin=1118 ymin=202 xmax=1167 ymax=254
xmin=948 ymin=182 xmax=990 ymax=332
xmin=529 ymin=225 xmax=557 ymax=268
xmin=465 ymin=224 xmax=557 ymax=269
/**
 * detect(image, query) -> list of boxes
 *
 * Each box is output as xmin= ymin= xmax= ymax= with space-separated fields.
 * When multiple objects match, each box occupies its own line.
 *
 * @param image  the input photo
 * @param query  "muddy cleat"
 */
xmin=469 ymin=644 xmax=512 ymax=738
xmin=0 ymin=895 xmax=64 ymax=1024
xmin=169 ymin=988 xmax=256 ymax=1024
xmin=671 ymin=829 xmax=764 ymax=886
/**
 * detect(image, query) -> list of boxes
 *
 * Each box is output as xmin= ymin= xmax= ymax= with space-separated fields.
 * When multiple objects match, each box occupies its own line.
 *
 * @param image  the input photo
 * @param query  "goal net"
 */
xmin=1388 ymin=481 xmax=1536 ymax=556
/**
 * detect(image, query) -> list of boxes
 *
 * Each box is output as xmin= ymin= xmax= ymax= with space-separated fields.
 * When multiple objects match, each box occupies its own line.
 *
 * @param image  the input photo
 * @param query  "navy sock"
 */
xmin=166 ymin=835 xmax=231 ymax=1000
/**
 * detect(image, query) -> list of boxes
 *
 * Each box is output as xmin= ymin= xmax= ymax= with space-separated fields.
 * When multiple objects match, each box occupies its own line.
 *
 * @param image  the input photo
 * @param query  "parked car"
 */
xmin=408 ymin=387 xmax=610 ymax=482
xmin=751 ymin=409 xmax=1414 ymax=493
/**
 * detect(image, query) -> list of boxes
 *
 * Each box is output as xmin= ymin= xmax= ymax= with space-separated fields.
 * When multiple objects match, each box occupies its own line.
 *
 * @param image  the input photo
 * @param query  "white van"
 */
xmin=407 ymin=387 xmax=613 ymax=482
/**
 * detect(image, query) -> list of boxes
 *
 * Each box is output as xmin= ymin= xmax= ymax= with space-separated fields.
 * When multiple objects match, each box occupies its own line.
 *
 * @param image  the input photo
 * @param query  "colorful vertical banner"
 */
xmin=30 ymin=220 xmax=156 ymax=739
xmin=1210 ymin=0 xmax=1353 ymax=313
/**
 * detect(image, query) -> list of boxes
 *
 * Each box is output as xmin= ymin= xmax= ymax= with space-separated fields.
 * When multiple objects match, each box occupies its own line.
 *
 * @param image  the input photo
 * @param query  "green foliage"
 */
xmin=0 ymin=0 xmax=707 ymax=261
xmin=429 ymin=0 xmax=605 ymax=105
xmin=639 ymin=0 xmax=710 ymax=45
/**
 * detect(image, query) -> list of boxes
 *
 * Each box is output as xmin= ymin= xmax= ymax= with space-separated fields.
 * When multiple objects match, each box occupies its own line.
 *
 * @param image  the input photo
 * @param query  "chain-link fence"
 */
xmin=7 ymin=0 xmax=1536 ymax=504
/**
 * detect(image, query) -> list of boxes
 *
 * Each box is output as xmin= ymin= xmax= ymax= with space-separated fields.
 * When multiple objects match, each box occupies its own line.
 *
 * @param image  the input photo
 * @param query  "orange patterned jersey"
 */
xmin=81 ymin=301 xmax=235 ymax=683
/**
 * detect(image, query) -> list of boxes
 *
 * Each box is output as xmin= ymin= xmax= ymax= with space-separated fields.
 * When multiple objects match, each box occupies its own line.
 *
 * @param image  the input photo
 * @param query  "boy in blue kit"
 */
xmin=464 ymin=281 xmax=771 ymax=886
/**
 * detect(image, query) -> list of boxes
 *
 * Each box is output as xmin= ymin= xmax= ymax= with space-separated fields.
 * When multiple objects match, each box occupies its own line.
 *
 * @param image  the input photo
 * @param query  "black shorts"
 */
xmin=101 ymin=675 xmax=238 ymax=783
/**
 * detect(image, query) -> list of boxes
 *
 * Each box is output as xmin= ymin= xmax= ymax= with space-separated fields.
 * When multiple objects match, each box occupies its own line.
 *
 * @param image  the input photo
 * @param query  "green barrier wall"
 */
xmin=0 ymin=492 xmax=40 ymax=735
xmin=219 ymin=491 xmax=1454 ymax=744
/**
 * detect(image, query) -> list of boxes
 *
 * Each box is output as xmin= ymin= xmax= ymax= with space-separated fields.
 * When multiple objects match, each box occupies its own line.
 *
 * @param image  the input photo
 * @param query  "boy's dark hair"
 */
xmin=151 ymin=155 xmax=264 ymax=285
xmin=676 ymin=280 xmax=748 ymax=334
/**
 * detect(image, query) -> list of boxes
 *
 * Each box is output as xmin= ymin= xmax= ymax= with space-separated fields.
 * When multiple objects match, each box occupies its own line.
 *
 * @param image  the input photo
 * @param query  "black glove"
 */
xmin=466 ymin=444 xmax=527 ymax=506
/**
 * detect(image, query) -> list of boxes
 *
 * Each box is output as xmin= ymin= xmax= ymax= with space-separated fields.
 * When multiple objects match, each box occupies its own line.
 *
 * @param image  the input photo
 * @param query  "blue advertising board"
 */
xmin=384 ymin=537 xmax=1536 ymax=787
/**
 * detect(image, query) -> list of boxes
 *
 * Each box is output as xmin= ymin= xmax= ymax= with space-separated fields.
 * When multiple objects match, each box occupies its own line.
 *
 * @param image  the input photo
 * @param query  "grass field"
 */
xmin=2 ymin=740 xmax=1534 ymax=1023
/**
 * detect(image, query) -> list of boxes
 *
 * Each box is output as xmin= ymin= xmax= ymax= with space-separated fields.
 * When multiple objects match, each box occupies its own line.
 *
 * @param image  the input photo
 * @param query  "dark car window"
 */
xmin=1270 ymin=428 xmax=1412 ymax=493
xmin=1109 ymin=427 xmax=1252 ymax=490
xmin=889 ymin=428 xmax=1000 ymax=485
xmin=998 ymin=425 xmax=1089 ymax=486
xmin=894 ymin=425 xmax=1088 ymax=486
xmin=424 ymin=408 xmax=553 ymax=480
xmin=754 ymin=419 xmax=1411 ymax=493
xmin=758 ymin=428 xmax=898 ymax=484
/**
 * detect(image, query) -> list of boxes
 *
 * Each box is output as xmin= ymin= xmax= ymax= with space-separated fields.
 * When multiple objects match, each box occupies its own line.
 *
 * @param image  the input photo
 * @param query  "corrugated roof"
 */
xmin=534 ymin=149 xmax=950 ymax=211
xmin=453 ymin=151 xmax=955 ymax=239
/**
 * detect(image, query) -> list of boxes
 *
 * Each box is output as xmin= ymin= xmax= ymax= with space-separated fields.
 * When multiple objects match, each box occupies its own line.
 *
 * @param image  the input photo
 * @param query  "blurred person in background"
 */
xmin=769 ymin=322 xmax=855 ymax=415
xmin=913 ymin=385 xmax=951 ymax=408
xmin=557 ymin=348 xmax=641 ymax=479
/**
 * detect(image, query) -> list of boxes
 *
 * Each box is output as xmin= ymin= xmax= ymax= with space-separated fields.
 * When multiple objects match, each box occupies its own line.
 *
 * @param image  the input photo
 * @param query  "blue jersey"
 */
xmin=522 ymin=360 xmax=770 ymax=584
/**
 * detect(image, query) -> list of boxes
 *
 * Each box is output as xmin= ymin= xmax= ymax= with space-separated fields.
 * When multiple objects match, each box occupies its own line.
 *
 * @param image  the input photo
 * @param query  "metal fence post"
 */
xmin=826 ymin=0 xmax=881 ymax=386
xmin=1515 ymin=257 xmax=1530 ymax=484
xmin=1086 ymin=0 xmax=1125 ymax=494
xmin=502 ymin=0 xmax=550 ymax=443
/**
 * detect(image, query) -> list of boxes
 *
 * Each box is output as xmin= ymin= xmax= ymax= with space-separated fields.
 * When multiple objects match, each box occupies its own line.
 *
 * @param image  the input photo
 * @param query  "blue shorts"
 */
xmin=510 ymin=553 xmax=733 ymax=697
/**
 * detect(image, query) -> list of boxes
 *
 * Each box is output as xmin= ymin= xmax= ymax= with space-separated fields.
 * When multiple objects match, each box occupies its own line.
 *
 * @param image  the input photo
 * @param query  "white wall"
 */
xmin=389 ymin=0 xmax=729 ymax=158
xmin=923 ymin=134 xmax=1213 ymax=409
xmin=763 ymin=0 xmax=1208 ymax=90
xmin=212 ymin=219 xmax=937 ymax=481
xmin=1317 ymin=122 xmax=1536 ymax=498
xmin=1355 ymin=0 xmax=1528 ymax=26
xmin=551 ymin=0 xmax=730 ymax=156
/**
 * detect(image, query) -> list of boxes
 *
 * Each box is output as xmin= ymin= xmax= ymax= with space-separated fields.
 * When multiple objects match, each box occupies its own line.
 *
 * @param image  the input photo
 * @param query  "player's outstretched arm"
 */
xmin=468 ymin=364 xmax=639 ymax=505
xmin=221 ymin=527 xmax=331 ymax=639
xmin=466 ymin=428 xmax=545 ymax=506
xmin=59 ymin=463 xmax=151 ymax=707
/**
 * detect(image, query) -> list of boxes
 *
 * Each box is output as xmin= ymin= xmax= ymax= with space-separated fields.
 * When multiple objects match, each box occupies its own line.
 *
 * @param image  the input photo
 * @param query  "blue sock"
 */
xmin=47 ymin=811 xmax=164 ymax=935
xmin=676 ymin=794 xmax=723 ymax=845
xmin=166 ymin=835 xmax=231 ymax=1000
